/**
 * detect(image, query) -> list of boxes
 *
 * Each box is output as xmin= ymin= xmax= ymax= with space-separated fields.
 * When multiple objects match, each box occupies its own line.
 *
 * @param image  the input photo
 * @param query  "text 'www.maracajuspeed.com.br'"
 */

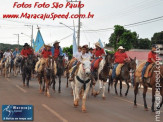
xmin=3 ymin=12 xmax=94 ymax=20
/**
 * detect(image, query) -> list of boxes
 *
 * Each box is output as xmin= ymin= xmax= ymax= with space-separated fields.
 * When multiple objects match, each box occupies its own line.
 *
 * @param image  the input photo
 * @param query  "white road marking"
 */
xmin=42 ymin=104 xmax=68 ymax=122
xmin=16 ymin=85 xmax=27 ymax=93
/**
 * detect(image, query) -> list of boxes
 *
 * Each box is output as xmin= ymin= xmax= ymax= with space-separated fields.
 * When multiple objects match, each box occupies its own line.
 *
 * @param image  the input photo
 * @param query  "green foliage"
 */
xmin=151 ymin=31 xmax=163 ymax=44
xmin=63 ymin=45 xmax=73 ymax=59
xmin=108 ymin=25 xmax=138 ymax=51
xmin=0 ymin=43 xmax=23 ymax=51
xmin=138 ymin=38 xmax=151 ymax=49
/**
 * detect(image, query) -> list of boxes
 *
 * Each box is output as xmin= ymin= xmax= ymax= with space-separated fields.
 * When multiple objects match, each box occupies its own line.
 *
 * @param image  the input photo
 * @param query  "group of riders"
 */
xmin=0 ymin=40 xmax=157 ymax=84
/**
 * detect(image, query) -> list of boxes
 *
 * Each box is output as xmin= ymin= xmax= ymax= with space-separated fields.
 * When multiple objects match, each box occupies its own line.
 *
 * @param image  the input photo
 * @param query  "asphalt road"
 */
xmin=0 ymin=74 xmax=162 ymax=122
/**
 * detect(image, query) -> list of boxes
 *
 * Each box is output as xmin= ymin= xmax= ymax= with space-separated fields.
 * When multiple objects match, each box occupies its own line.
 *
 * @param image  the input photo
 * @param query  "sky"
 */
xmin=0 ymin=0 xmax=163 ymax=48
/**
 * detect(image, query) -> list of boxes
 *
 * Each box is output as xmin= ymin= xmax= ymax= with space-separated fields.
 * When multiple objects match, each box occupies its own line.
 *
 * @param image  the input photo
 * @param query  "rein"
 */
xmin=76 ymin=76 xmax=91 ymax=90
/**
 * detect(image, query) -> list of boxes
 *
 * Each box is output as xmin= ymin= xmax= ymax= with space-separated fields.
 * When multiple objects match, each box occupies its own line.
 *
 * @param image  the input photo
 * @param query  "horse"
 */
xmin=13 ymin=54 xmax=22 ymax=76
xmin=4 ymin=56 xmax=12 ymax=78
xmin=134 ymin=64 xmax=163 ymax=112
xmin=109 ymin=57 xmax=136 ymax=96
xmin=71 ymin=58 xmax=91 ymax=112
xmin=65 ymin=58 xmax=77 ymax=88
xmin=0 ymin=58 xmax=5 ymax=76
xmin=51 ymin=56 xmax=64 ymax=93
xmin=37 ymin=58 xmax=54 ymax=97
xmin=22 ymin=55 xmax=34 ymax=87
xmin=91 ymin=53 xmax=114 ymax=99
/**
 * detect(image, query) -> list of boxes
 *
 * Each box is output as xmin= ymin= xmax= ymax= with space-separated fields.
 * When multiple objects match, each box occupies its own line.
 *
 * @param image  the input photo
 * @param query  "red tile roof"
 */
xmin=126 ymin=51 xmax=148 ymax=61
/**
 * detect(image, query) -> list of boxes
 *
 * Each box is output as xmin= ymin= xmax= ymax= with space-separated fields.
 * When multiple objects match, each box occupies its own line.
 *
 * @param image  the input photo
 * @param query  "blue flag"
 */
xmin=32 ymin=39 xmax=35 ymax=48
xmin=73 ymin=28 xmax=77 ymax=56
xmin=98 ymin=39 xmax=104 ymax=48
xmin=34 ymin=30 xmax=45 ymax=53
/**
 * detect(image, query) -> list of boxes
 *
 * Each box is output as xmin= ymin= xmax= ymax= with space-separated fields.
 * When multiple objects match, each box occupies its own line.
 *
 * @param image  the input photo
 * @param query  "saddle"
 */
xmin=135 ymin=62 xmax=154 ymax=78
xmin=116 ymin=64 xmax=124 ymax=76
xmin=91 ymin=58 xmax=103 ymax=70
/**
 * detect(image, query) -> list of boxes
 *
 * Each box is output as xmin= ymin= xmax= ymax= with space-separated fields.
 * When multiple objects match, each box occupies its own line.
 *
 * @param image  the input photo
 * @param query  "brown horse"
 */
xmin=65 ymin=58 xmax=78 ymax=88
xmin=134 ymin=64 xmax=163 ymax=112
xmin=109 ymin=57 xmax=136 ymax=96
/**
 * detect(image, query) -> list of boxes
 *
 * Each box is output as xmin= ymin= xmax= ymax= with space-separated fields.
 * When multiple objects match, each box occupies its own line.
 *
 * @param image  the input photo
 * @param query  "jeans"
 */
xmin=142 ymin=62 xmax=150 ymax=79
xmin=112 ymin=63 xmax=119 ymax=79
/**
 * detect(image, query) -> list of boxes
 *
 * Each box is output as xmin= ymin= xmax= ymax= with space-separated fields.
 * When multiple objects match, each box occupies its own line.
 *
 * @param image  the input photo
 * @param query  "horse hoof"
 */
xmin=23 ymin=84 xmax=25 ymax=87
xmin=102 ymin=97 xmax=106 ymax=100
xmin=144 ymin=108 xmax=149 ymax=111
xmin=134 ymin=105 xmax=137 ymax=108
xmin=74 ymin=100 xmax=79 ymax=107
xmin=82 ymin=106 xmax=86 ymax=112
xmin=58 ymin=91 xmax=61 ymax=93
xmin=40 ymin=90 xmax=43 ymax=93
xmin=125 ymin=93 xmax=128 ymax=96
xmin=47 ymin=94 xmax=51 ymax=98
xmin=120 ymin=94 xmax=123 ymax=97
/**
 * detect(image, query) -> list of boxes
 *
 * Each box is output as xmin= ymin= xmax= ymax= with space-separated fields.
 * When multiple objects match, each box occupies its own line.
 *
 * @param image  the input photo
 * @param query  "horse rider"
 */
xmin=2 ymin=49 xmax=13 ymax=63
xmin=69 ymin=45 xmax=90 ymax=81
xmin=20 ymin=43 xmax=33 ymax=68
xmin=12 ymin=48 xmax=20 ymax=59
xmin=141 ymin=45 xmax=157 ymax=82
xmin=0 ymin=50 xmax=4 ymax=60
xmin=51 ymin=41 xmax=63 ymax=60
xmin=91 ymin=42 xmax=105 ymax=71
xmin=112 ymin=46 xmax=128 ymax=82
xmin=41 ymin=45 xmax=52 ymax=59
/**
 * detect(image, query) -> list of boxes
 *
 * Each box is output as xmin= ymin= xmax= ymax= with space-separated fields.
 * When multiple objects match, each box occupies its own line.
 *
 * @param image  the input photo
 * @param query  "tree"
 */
xmin=108 ymin=25 xmax=138 ymax=51
xmin=63 ymin=45 xmax=73 ymax=59
xmin=138 ymin=38 xmax=151 ymax=49
xmin=151 ymin=31 xmax=163 ymax=44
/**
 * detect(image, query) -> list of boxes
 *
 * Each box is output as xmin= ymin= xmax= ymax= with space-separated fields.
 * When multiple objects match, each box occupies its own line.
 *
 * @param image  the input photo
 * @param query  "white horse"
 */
xmin=13 ymin=54 xmax=22 ymax=76
xmin=71 ymin=58 xmax=91 ymax=112
xmin=4 ymin=56 xmax=12 ymax=78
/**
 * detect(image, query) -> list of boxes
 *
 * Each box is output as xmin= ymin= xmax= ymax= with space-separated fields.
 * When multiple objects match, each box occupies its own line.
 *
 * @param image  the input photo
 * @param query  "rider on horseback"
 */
xmin=51 ymin=41 xmax=63 ymax=60
xmin=2 ymin=49 xmax=13 ymax=63
xmin=69 ymin=45 xmax=90 ymax=81
xmin=112 ymin=46 xmax=128 ymax=82
xmin=91 ymin=42 xmax=105 ymax=70
xmin=141 ymin=45 xmax=157 ymax=82
xmin=20 ymin=43 xmax=33 ymax=69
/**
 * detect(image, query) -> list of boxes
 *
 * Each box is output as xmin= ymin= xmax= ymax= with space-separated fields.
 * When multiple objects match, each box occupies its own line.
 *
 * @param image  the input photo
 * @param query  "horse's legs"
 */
xmin=120 ymin=80 xmax=122 ymax=96
xmin=102 ymin=82 xmax=106 ymax=99
xmin=46 ymin=80 xmax=50 ymax=97
xmin=151 ymin=85 xmax=155 ymax=112
xmin=114 ymin=80 xmax=118 ymax=95
xmin=58 ymin=75 xmax=61 ymax=93
xmin=143 ymin=85 xmax=148 ymax=110
xmin=22 ymin=74 xmax=25 ymax=87
xmin=82 ymin=83 xmax=90 ymax=112
xmin=71 ymin=81 xmax=75 ymax=101
xmin=52 ymin=76 xmax=56 ymax=92
xmin=66 ymin=72 xmax=69 ymax=88
xmin=74 ymin=82 xmax=80 ymax=107
xmin=134 ymin=82 xmax=139 ymax=107
xmin=125 ymin=80 xmax=130 ymax=96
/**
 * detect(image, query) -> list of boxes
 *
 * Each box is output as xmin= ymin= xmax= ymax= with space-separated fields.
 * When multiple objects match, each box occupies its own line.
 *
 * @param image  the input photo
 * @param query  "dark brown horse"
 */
xmin=134 ymin=65 xmax=163 ymax=112
xmin=109 ymin=57 xmax=136 ymax=96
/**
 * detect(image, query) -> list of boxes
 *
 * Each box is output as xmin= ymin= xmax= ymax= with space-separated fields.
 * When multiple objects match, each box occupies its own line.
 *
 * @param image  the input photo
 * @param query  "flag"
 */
xmin=73 ymin=27 xmax=77 ymax=56
xmin=32 ymin=39 xmax=35 ymax=48
xmin=34 ymin=29 xmax=45 ymax=53
xmin=98 ymin=39 xmax=104 ymax=48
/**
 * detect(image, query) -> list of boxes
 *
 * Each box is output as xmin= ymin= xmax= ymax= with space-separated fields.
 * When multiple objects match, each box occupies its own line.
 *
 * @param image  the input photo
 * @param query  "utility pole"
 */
xmin=14 ymin=34 xmax=19 ymax=50
xmin=66 ymin=0 xmax=81 ymax=46
xmin=25 ymin=25 xmax=34 ymax=47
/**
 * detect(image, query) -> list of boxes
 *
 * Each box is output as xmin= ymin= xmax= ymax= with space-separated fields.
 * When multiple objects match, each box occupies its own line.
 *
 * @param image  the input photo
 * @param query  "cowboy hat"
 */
xmin=118 ymin=46 xmax=125 ymax=50
xmin=44 ymin=44 xmax=51 ymax=48
xmin=53 ymin=41 xmax=60 ymax=45
xmin=23 ymin=43 xmax=29 ymax=47
xmin=95 ymin=42 xmax=101 ymax=48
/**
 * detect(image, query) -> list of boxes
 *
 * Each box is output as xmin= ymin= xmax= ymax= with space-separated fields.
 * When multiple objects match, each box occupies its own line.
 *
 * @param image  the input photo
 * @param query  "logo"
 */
xmin=2 ymin=105 xmax=33 ymax=121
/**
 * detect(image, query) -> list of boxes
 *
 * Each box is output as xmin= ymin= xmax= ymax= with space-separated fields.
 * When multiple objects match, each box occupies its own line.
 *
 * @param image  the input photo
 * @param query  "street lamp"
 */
xmin=59 ymin=22 xmax=74 ymax=31
xmin=13 ymin=34 xmax=19 ymax=50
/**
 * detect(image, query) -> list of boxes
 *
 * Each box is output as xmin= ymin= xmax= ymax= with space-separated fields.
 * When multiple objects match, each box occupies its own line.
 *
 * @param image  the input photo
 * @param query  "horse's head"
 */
xmin=105 ymin=52 xmax=114 ymax=68
xmin=81 ymin=58 xmax=91 ymax=77
xmin=56 ymin=56 xmax=64 ymax=68
xmin=129 ymin=57 xmax=137 ymax=71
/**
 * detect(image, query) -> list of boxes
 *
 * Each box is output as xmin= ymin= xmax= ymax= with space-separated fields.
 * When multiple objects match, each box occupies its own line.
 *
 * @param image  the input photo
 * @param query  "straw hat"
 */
xmin=118 ymin=46 xmax=125 ymax=50
xmin=44 ymin=44 xmax=51 ymax=48
xmin=95 ymin=42 xmax=101 ymax=48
